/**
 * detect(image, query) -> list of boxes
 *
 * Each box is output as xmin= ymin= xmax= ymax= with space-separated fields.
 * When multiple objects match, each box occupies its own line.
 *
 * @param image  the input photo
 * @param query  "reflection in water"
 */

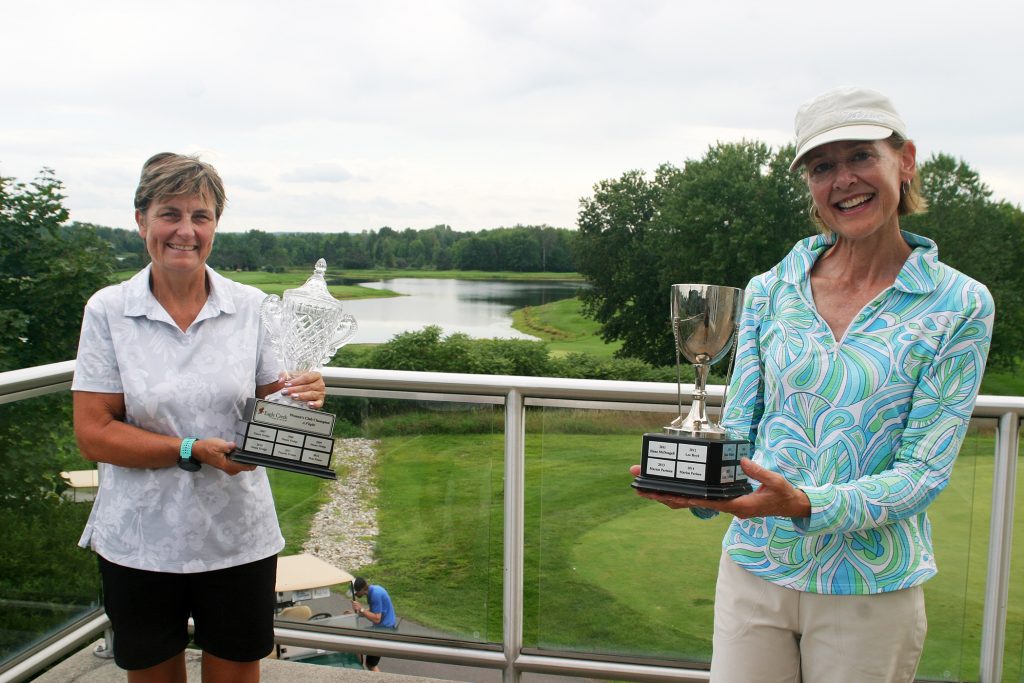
xmin=339 ymin=278 xmax=581 ymax=343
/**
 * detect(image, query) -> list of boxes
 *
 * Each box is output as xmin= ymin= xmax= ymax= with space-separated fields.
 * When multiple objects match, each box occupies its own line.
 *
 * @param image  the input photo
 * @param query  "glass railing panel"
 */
xmin=0 ymin=392 xmax=102 ymax=668
xmin=269 ymin=394 xmax=504 ymax=652
xmin=916 ymin=419 xmax=997 ymax=681
xmin=524 ymin=403 xmax=730 ymax=667
xmin=526 ymin=406 xmax=1002 ymax=678
xmin=999 ymin=428 xmax=1024 ymax=683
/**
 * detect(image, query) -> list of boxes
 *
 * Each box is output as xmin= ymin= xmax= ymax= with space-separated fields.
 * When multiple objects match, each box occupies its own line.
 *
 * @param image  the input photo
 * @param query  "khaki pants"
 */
xmin=710 ymin=552 xmax=927 ymax=683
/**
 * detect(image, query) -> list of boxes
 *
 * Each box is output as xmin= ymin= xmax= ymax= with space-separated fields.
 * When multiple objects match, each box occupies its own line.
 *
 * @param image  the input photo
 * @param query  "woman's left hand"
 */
xmin=704 ymin=459 xmax=812 ymax=519
xmin=281 ymin=371 xmax=327 ymax=409
xmin=630 ymin=459 xmax=812 ymax=519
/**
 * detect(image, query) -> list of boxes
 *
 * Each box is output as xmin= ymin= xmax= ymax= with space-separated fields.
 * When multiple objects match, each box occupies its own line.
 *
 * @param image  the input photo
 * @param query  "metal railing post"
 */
xmin=503 ymin=389 xmax=525 ymax=683
xmin=979 ymin=411 xmax=1020 ymax=682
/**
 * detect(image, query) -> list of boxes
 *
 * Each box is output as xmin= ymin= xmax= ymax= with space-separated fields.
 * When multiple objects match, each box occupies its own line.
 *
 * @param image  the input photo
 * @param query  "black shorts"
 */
xmin=98 ymin=554 xmax=277 ymax=670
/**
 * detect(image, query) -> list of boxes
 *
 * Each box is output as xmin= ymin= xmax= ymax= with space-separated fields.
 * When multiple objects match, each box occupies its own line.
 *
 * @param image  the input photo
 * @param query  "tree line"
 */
xmin=575 ymin=141 xmax=1024 ymax=371
xmin=80 ymin=222 xmax=578 ymax=273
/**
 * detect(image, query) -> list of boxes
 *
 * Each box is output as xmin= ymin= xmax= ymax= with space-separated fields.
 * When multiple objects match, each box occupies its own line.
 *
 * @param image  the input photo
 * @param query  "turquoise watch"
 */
xmin=178 ymin=437 xmax=201 ymax=472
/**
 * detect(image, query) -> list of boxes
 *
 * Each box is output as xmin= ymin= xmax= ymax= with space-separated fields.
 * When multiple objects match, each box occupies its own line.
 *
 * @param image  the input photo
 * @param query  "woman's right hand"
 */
xmin=194 ymin=438 xmax=255 ymax=475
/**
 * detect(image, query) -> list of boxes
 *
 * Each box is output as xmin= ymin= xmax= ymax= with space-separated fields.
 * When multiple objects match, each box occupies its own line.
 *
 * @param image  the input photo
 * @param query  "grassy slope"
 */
xmin=266 ymin=468 xmax=332 ymax=556
xmin=511 ymin=298 xmax=622 ymax=358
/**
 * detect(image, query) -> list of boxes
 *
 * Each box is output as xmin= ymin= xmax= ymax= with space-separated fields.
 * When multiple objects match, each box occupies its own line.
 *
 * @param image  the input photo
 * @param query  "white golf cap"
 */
xmin=790 ymin=86 xmax=908 ymax=171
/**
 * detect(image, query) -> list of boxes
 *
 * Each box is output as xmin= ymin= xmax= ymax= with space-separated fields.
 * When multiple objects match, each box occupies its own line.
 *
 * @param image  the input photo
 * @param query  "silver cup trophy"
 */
xmin=230 ymin=259 xmax=358 ymax=479
xmin=632 ymin=284 xmax=753 ymax=499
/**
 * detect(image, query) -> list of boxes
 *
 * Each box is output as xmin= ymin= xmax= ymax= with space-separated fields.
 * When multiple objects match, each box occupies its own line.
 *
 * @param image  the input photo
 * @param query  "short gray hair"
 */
xmin=134 ymin=152 xmax=227 ymax=219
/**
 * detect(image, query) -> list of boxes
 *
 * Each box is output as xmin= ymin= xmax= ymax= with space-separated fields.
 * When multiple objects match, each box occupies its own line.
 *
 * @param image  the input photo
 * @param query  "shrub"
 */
xmin=550 ymin=353 xmax=679 ymax=383
xmin=348 ymin=326 xmax=683 ymax=383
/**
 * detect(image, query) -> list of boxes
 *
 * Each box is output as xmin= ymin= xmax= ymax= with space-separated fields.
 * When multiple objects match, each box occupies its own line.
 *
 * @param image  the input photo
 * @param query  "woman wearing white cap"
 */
xmin=631 ymin=86 xmax=994 ymax=681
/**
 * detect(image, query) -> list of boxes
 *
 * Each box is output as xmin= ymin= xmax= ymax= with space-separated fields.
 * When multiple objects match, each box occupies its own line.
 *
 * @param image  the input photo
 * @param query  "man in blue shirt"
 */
xmin=351 ymin=576 xmax=397 ymax=671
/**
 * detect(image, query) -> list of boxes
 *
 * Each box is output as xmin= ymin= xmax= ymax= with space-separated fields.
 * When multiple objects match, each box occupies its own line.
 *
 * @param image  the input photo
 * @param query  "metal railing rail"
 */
xmin=0 ymin=613 xmax=110 ymax=683
xmin=0 ymin=362 xmax=1019 ymax=683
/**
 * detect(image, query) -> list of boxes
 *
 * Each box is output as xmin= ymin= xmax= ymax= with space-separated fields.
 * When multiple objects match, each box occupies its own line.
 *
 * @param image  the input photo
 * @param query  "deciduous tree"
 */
xmin=576 ymin=143 xmax=809 ymax=366
xmin=904 ymin=154 xmax=1024 ymax=370
xmin=0 ymin=168 xmax=114 ymax=508
xmin=0 ymin=170 xmax=113 ymax=371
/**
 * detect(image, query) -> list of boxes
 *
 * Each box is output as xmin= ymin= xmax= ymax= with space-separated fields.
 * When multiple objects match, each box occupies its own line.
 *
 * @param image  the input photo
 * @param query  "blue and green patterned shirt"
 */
xmin=717 ymin=230 xmax=993 ymax=594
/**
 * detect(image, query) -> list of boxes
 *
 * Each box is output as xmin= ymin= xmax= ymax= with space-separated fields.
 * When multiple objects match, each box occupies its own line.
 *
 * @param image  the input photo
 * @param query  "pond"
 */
xmin=336 ymin=278 xmax=582 ymax=344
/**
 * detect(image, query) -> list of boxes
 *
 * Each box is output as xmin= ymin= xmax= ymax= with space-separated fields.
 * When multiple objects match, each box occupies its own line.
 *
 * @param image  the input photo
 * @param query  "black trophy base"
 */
xmin=631 ymin=476 xmax=751 ymax=499
xmin=633 ymin=431 xmax=753 ymax=500
xmin=230 ymin=449 xmax=337 ymax=480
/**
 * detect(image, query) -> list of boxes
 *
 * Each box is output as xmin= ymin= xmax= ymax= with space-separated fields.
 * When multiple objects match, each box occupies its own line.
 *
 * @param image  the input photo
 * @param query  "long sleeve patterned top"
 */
xmin=716 ymin=230 xmax=993 ymax=594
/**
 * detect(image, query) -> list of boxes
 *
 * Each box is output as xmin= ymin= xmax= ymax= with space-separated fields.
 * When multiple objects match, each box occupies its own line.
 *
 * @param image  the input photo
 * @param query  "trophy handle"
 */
xmin=260 ymin=295 xmax=285 ymax=347
xmin=720 ymin=320 xmax=741 ymax=421
xmin=319 ymin=314 xmax=358 ymax=366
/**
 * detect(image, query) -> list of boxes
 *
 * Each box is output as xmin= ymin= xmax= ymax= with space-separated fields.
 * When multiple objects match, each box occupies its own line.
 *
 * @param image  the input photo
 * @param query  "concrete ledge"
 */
xmin=32 ymin=640 xmax=454 ymax=683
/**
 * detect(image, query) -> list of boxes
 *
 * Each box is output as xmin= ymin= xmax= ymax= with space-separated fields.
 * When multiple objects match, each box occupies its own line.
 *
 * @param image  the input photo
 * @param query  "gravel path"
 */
xmin=302 ymin=438 xmax=380 ymax=572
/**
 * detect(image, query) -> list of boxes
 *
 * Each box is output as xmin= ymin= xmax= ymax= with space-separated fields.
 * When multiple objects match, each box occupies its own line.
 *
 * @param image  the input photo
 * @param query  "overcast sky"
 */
xmin=2 ymin=0 xmax=1020 ymax=234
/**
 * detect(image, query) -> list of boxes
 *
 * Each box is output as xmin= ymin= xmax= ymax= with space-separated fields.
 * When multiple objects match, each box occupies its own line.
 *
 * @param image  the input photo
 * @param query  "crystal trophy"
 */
xmin=632 ymin=284 xmax=753 ymax=499
xmin=230 ymin=259 xmax=357 ymax=479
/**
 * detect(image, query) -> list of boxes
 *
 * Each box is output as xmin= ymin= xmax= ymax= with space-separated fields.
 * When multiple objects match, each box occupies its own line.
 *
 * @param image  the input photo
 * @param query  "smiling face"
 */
xmin=136 ymin=193 xmax=217 ymax=278
xmin=803 ymin=138 xmax=916 ymax=240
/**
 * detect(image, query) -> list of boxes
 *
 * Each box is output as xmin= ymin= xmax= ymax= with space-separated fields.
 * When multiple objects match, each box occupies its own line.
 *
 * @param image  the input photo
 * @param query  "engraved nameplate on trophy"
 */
xmin=638 ymin=433 xmax=751 ymax=498
xmin=632 ymin=284 xmax=754 ymax=499
xmin=234 ymin=398 xmax=337 ymax=477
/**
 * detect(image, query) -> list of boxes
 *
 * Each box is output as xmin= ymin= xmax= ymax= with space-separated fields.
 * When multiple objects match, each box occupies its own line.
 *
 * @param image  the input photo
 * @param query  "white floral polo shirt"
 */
xmin=72 ymin=265 xmax=286 ymax=572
